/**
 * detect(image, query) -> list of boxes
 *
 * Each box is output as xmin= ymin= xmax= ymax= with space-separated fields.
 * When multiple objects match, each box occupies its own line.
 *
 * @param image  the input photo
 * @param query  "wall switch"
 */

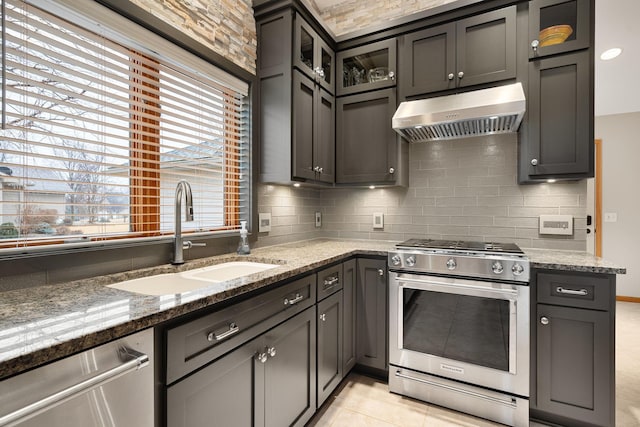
xmin=539 ymin=214 xmax=573 ymax=235
xmin=373 ymin=212 xmax=384 ymax=229
xmin=258 ymin=212 xmax=271 ymax=232
xmin=315 ymin=211 xmax=322 ymax=228
xmin=604 ymin=212 xmax=618 ymax=223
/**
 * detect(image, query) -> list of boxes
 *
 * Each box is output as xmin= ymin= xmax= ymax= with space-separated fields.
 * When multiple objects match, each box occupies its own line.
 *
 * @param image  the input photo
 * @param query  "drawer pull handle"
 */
xmin=323 ymin=276 xmax=339 ymax=290
xmin=284 ymin=293 xmax=304 ymax=306
xmin=207 ymin=322 xmax=239 ymax=342
xmin=556 ymin=286 xmax=588 ymax=296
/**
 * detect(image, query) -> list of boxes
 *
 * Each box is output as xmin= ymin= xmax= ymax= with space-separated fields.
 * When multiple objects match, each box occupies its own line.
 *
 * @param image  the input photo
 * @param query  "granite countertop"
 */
xmin=0 ymin=238 xmax=625 ymax=380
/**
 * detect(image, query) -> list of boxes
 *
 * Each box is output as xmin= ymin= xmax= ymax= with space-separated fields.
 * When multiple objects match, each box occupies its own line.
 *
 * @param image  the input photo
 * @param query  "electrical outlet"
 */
xmin=373 ymin=212 xmax=384 ymax=229
xmin=258 ymin=212 xmax=271 ymax=232
xmin=315 ymin=211 xmax=322 ymax=228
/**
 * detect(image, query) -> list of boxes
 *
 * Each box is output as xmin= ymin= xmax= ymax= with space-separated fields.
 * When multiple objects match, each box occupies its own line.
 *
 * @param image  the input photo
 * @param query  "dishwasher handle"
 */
xmin=0 ymin=347 xmax=149 ymax=427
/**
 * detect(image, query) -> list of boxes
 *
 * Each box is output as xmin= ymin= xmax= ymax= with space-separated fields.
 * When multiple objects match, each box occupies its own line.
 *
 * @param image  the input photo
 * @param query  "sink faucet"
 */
xmin=172 ymin=180 xmax=205 ymax=264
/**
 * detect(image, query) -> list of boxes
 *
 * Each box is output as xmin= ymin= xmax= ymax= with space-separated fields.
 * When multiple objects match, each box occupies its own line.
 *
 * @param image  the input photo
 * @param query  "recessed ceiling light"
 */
xmin=293 ymin=183 xmax=301 ymax=187
xmin=369 ymin=185 xmax=376 ymax=190
xmin=546 ymin=179 xmax=557 ymax=183
xmin=600 ymin=48 xmax=622 ymax=61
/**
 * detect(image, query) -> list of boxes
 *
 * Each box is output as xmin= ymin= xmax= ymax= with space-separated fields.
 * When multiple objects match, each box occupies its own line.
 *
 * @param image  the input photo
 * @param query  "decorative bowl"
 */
xmin=538 ymin=25 xmax=573 ymax=47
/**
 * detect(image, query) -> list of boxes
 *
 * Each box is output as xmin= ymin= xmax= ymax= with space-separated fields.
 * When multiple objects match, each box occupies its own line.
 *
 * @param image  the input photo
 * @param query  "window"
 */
xmin=0 ymin=0 xmax=250 ymax=248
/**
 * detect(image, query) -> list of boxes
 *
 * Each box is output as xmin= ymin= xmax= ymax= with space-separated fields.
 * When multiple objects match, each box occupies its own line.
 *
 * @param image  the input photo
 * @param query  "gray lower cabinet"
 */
xmin=317 ymin=290 xmax=343 ymax=407
xmin=531 ymin=270 xmax=615 ymax=427
xmin=356 ymin=258 xmax=388 ymax=371
xmin=336 ymin=89 xmax=406 ymax=185
xmin=342 ymin=259 xmax=357 ymax=374
xmin=167 ymin=306 xmax=317 ymax=427
xmin=520 ymin=49 xmax=593 ymax=182
xmin=399 ymin=6 xmax=517 ymax=98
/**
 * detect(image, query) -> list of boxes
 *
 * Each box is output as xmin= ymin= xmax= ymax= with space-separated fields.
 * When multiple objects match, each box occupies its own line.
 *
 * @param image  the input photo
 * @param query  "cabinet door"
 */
xmin=316 ymin=37 xmax=335 ymax=94
xmin=337 ymin=39 xmax=397 ymax=96
xmin=342 ymin=259 xmax=357 ymax=374
xmin=400 ymin=23 xmax=456 ymax=97
xmin=292 ymin=71 xmax=317 ymax=181
xmin=456 ymin=6 xmax=517 ymax=88
xmin=523 ymin=50 xmax=593 ymax=180
xmin=536 ymin=304 xmax=612 ymax=426
xmin=167 ymin=337 xmax=258 ymax=427
xmin=529 ymin=0 xmax=592 ymax=59
xmin=336 ymin=89 xmax=398 ymax=184
xmin=260 ymin=307 xmax=316 ymax=427
xmin=314 ymin=88 xmax=335 ymax=184
xmin=356 ymin=258 xmax=387 ymax=371
xmin=317 ymin=290 xmax=343 ymax=407
xmin=294 ymin=16 xmax=318 ymax=82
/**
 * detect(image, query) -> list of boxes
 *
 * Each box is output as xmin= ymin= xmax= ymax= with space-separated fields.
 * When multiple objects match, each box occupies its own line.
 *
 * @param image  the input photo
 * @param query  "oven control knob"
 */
xmin=512 ymin=263 xmax=524 ymax=276
xmin=391 ymin=255 xmax=402 ymax=266
xmin=492 ymin=261 xmax=504 ymax=274
xmin=446 ymin=258 xmax=456 ymax=270
xmin=405 ymin=256 xmax=416 ymax=267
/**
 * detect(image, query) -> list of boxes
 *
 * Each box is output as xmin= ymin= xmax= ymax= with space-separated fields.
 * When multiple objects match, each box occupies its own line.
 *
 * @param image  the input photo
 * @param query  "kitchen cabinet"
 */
xmin=519 ymin=50 xmax=593 ymax=181
xmin=399 ymin=6 xmax=516 ymax=98
xmin=531 ymin=270 xmax=615 ymax=427
xmin=317 ymin=290 xmax=343 ymax=407
xmin=356 ymin=258 xmax=388 ymax=372
xmin=336 ymin=88 xmax=406 ymax=185
xmin=167 ymin=307 xmax=317 ymax=427
xmin=528 ymin=0 xmax=592 ymax=59
xmin=294 ymin=15 xmax=334 ymax=94
xmin=336 ymin=39 xmax=396 ymax=96
xmin=257 ymin=10 xmax=335 ymax=185
xmin=342 ymin=259 xmax=357 ymax=374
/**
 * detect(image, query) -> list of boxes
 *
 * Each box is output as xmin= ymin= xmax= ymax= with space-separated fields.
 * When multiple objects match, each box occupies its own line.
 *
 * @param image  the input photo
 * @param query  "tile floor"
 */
xmin=307 ymin=301 xmax=640 ymax=427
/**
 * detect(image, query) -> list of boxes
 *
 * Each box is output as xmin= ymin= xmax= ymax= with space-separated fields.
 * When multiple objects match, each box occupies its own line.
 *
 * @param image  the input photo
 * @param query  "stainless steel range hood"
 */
xmin=392 ymin=82 xmax=526 ymax=142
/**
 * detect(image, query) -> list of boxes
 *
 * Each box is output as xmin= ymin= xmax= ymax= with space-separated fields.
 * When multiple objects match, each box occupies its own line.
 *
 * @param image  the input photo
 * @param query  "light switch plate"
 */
xmin=539 ymin=214 xmax=573 ymax=235
xmin=373 ymin=212 xmax=384 ymax=229
xmin=258 ymin=212 xmax=271 ymax=232
xmin=604 ymin=212 xmax=618 ymax=223
xmin=315 ymin=211 xmax=322 ymax=228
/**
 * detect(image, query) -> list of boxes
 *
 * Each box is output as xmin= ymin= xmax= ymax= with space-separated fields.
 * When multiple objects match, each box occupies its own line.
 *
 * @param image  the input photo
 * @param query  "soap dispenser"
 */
xmin=237 ymin=221 xmax=250 ymax=255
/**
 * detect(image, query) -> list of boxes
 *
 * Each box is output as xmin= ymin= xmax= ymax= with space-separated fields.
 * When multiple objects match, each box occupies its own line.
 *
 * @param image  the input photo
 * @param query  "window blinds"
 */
xmin=0 ymin=0 xmax=250 ymax=247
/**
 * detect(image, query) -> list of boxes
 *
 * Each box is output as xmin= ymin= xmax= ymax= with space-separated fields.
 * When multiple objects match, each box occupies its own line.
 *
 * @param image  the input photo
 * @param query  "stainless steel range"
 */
xmin=388 ymin=239 xmax=530 ymax=427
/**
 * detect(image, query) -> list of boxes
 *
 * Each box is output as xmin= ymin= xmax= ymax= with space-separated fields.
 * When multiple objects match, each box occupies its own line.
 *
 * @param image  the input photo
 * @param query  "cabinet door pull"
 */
xmin=556 ymin=286 xmax=588 ymax=296
xmin=531 ymin=39 xmax=539 ymax=52
xmin=457 ymin=71 xmax=464 ymax=79
xmin=256 ymin=352 xmax=268 ymax=363
xmin=207 ymin=322 xmax=239 ymax=342
xmin=531 ymin=158 xmax=538 ymax=166
xmin=540 ymin=316 xmax=549 ymax=325
xmin=323 ymin=276 xmax=339 ymax=290
xmin=378 ymin=269 xmax=384 ymax=276
xmin=267 ymin=346 xmax=277 ymax=358
xmin=320 ymin=313 xmax=326 ymax=322
xmin=389 ymin=71 xmax=395 ymax=81
xmin=448 ymin=73 xmax=454 ymax=80
xmin=284 ymin=292 xmax=304 ymax=306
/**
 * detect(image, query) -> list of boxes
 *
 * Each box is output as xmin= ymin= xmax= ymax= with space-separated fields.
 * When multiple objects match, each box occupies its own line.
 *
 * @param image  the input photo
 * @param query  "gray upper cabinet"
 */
xmin=400 ymin=6 xmax=517 ymax=98
xmin=356 ymin=258 xmax=388 ymax=372
xmin=336 ymin=39 xmax=397 ymax=96
xmin=336 ymin=88 xmax=403 ymax=185
xmin=532 ymin=271 xmax=616 ymax=427
xmin=520 ymin=50 xmax=593 ymax=182
xmin=294 ymin=15 xmax=335 ymax=94
xmin=257 ymin=10 xmax=335 ymax=185
xmin=528 ymin=0 xmax=592 ymax=59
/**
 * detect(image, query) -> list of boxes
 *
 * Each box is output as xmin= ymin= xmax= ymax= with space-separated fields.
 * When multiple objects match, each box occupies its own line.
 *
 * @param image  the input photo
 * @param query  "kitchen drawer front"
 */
xmin=317 ymin=264 xmax=343 ymax=301
xmin=536 ymin=271 xmax=611 ymax=311
xmin=166 ymin=274 xmax=317 ymax=384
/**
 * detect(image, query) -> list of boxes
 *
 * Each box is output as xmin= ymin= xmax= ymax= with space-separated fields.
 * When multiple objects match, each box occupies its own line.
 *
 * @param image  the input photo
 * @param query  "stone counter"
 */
xmin=0 ymin=238 xmax=624 ymax=380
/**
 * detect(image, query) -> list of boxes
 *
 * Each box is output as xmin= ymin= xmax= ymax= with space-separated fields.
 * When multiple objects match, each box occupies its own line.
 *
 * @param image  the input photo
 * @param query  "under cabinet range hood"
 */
xmin=392 ymin=82 xmax=526 ymax=142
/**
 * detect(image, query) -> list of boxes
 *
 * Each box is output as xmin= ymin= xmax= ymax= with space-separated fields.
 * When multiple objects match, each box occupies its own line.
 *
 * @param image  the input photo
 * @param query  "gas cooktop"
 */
xmin=396 ymin=239 xmax=524 ymax=255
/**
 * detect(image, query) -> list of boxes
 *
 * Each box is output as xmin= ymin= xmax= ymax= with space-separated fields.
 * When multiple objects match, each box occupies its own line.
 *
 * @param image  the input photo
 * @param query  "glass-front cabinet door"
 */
xmin=528 ymin=0 xmax=591 ymax=59
xmin=336 ymin=39 xmax=396 ymax=96
xmin=294 ymin=14 xmax=334 ymax=94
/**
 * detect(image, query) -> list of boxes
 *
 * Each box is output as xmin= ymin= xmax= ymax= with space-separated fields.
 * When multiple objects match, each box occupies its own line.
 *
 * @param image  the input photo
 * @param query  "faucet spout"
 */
xmin=172 ymin=180 xmax=194 ymax=265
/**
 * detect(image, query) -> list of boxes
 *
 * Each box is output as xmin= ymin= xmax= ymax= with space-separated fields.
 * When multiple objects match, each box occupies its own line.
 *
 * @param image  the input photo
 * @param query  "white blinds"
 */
xmin=0 ymin=1 xmax=249 ymax=246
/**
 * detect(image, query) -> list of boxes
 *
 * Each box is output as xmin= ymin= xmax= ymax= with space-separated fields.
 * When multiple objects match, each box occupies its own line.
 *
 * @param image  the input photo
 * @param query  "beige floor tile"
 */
xmin=422 ymin=405 xmax=503 ymax=427
xmin=329 ymin=407 xmax=397 ymax=427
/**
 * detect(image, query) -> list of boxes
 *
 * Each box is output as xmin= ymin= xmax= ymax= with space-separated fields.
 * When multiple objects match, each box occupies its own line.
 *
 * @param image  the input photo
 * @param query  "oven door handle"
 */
xmin=396 ymin=276 xmax=519 ymax=300
xmin=394 ymin=370 xmax=517 ymax=408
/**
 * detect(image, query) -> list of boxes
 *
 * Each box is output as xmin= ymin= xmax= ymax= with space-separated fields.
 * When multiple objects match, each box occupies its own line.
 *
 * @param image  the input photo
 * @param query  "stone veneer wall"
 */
xmin=128 ymin=0 xmax=257 ymax=74
xmin=310 ymin=0 xmax=458 ymax=36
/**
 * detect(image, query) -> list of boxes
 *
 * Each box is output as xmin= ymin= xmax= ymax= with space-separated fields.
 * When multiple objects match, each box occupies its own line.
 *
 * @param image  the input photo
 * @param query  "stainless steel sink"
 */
xmin=107 ymin=261 xmax=279 ymax=296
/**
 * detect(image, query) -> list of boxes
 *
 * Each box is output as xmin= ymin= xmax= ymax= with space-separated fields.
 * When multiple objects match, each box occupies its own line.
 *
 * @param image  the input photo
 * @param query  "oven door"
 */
xmin=389 ymin=271 xmax=529 ymax=397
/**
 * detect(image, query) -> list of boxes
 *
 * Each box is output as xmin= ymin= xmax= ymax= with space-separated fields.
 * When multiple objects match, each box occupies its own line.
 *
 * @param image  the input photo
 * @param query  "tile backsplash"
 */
xmin=258 ymin=133 xmax=587 ymax=250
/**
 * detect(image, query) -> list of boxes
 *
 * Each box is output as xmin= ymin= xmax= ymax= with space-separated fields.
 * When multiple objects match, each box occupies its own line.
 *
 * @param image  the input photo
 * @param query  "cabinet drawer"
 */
xmin=318 ymin=264 xmax=343 ymax=301
xmin=537 ymin=272 xmax=611 ymax=311
xmin=166 ymin=274 xmax=316 ymax=384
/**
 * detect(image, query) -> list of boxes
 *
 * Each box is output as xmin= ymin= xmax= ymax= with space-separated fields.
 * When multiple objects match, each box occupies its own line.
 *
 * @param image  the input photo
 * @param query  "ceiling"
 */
xmin=311 ymin=0 xmax=639 ymax=117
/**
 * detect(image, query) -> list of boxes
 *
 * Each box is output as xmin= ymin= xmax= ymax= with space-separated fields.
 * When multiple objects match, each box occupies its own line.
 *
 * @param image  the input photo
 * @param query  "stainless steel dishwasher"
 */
xmin=0 ymin=328 xmax=154 ymax=427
